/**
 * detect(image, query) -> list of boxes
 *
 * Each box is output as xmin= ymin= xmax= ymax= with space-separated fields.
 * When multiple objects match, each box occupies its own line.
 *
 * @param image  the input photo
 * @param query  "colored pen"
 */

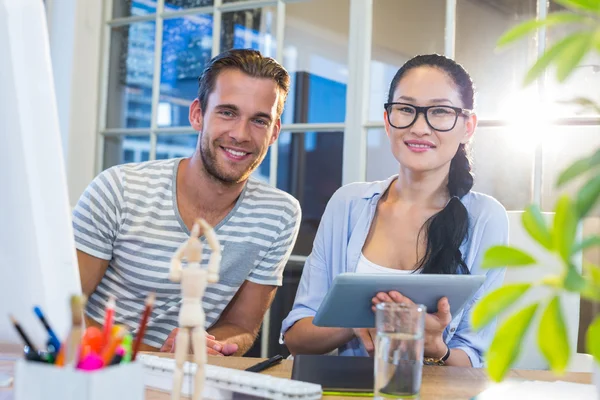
xmin=131 ymin=292 xmax=155 ymax=361
xmin=245 ymin=354 xmax=284 ymax=373
xmin=121 ymin=333 xmax=133 ymax=363
xmin=81 ymin=326 xmax=103 ymax=354
xmin=102 ymin=296 xmax=116 ymax=351
xmin=101 ymin=326 xmax=125 ymax=366
xmin=23 ymin=346 xmax=51 ymax=363
xmin=109 ymin=346 xmax=126 ymax=366
xmin=77 ymin=353 xmax=103 ymax=371
xmin=33 ymin=306 xmax=61 ymax=352
xmin=9 ymin=315 xmax=38 ymax=353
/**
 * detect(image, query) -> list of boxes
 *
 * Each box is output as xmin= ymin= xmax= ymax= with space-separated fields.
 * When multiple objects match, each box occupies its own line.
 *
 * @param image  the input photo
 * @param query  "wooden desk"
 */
xmin=1 ymin=349 xmax=593 ymax=400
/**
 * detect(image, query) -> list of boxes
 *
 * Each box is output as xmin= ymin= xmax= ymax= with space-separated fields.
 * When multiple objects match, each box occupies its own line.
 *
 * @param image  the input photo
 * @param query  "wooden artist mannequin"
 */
xmin=169 ymin=218 xmax=221 ymax=400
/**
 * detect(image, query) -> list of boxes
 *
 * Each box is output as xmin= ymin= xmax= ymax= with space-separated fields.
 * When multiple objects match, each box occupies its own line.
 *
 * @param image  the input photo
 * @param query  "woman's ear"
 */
xmin=461 ymin=113 xmax=477 ymax=144
xmin=384 ymin=110 xmax=392 ymax=139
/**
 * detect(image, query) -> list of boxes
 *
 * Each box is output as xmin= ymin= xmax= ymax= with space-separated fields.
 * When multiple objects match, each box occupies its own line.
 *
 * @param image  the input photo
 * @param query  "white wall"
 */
xmin=47 ymin=0 xmax=103 ymax=206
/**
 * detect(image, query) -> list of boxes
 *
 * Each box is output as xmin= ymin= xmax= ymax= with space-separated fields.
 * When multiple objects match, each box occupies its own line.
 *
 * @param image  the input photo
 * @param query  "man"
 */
xmin=73 ymin=49 xmax=301 ymax=355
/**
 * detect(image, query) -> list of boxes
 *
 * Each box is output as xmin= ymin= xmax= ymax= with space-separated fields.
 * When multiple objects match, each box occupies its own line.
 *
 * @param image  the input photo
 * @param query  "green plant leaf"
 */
xmin=522 ymin=205 xmax=553 ymax=250
xmin=556 ymin=148 xmax=600 ymax=187
xmin=538 ymin=297 xmax=570 ymax=373
xmin=554 ymin=0 xmax=600 ymax=14
xmin=497 ymin=12 xmax=586 ymax=48
xmin=581 ymin=280 xmax=600 ymax=302
xmin=587 ymin=315 xmax=600 ymax=364
xmin=472 ymin=283 xmax=532 ymax=331
xmin=524 ymin=33 xmax=583 ymax=85
xmin=552 ymin=195 xmax=578 ymax=263
xmin=482 ymin=246 xmax=537 ymax=269
xmin=556 ymin=32 xmax=594 ymax=82
xmin=486 ymin=303 xmax=539 ymax=382
xmin=558 ymin=97 xmax=600 ymax=115
xmin=572 ymin=235 xmax=600 ymax=255
xmin=576 ymin=175 xmax=600 ymax=217
xmin=584 ymin=263 xmax=600 ymax=287
xmin=564 ymin=265 xmax=587 ymax=292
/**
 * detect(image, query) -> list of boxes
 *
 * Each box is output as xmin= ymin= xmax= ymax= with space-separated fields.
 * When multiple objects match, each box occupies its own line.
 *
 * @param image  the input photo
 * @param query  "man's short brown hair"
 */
xmin=197 ymin=49 xmax=290 ymax=118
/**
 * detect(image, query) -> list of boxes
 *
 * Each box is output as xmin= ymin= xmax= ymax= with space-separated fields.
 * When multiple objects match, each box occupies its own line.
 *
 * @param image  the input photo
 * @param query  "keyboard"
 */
xmin=139 ymin=354 xmax=322 ymax=400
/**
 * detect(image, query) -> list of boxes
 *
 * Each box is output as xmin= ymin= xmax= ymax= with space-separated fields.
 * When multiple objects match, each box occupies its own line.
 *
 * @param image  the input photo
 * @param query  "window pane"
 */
xmin=112 ymin=0 xmax=156 ymax=19
xmin=542 ymin=125 xmax=600 ymax=214
xmin=369 ymin=0 xmax=444 ymax=121
xmin=366 ymin=127 xmax=534 ymax=211
xmin=156 ymin=134 xmax=198 ymax=160
xmin=165 ymin=0 xmax=214 ymax=11
xmin=103 ymin=135 xmax=151 ymax=169
xmin=282 ymin=0 xmax=349 ymax=124
xmin=106 ymin=22 xmax=155 ymax=129
xmin=220 ymin=7 xmax=277 ymax=55
xmin=277 ymin=131 xmax=344 ymax=255
xmin=158 ymin=16 xmax=213 ymax=128
xmin=471 ymin=126 xmax=534 ymax=210
xmin=254 ymin=147 xmax=271 ymax=184
xmin=366 ymin=128 xmax=396 ymax=181
xmin=545 ymin=2 xmax=600 ymax=117
xmin=456 ymin=0 xmax=537 ymax=118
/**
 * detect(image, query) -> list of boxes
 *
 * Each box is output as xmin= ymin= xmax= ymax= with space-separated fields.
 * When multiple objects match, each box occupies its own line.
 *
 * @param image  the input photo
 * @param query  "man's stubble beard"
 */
xmin=198 ymin=130 xmax=264 ymax=186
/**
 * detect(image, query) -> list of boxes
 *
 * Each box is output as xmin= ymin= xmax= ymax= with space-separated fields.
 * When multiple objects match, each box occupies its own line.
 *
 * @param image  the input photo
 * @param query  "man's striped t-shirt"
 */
xmin=72 ymin=158 xmax=301 ymax=348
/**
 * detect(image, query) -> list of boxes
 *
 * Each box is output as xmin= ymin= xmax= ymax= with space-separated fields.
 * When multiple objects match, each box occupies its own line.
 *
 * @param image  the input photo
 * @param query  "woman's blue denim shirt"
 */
xmin=280 ymin=176 xmax=509 ymax=367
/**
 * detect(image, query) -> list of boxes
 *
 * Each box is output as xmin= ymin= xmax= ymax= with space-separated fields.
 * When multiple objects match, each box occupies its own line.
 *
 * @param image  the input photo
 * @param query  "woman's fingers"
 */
xmin=354 ymin=328 xmax=375 ymax=356
xmin=389 ymin=291 xmax=414 ymax=305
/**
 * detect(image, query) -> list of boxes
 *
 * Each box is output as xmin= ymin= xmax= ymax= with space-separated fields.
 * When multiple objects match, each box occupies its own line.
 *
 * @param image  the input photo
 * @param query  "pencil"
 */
xmin=131 ymin=292 xmax=155 ymax=361
xmin=102 ymin=295 xmax=116 ymax=351
xmin=9 ymin=315 xmax=38 ymax=353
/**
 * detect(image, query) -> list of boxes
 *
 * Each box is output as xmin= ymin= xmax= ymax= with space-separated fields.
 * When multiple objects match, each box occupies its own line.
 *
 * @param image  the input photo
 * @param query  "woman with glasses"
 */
xmin=280 ymin=54 xmax=508 ymax=367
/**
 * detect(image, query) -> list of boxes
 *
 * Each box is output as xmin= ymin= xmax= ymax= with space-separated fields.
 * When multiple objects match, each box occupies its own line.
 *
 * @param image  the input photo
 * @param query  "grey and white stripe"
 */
xmin=73 ymin=158 xmax=301 ymax=348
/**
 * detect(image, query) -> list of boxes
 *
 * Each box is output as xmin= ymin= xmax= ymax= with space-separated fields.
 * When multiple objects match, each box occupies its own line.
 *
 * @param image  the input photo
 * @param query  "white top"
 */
xmin=355 ymin=252 xmax=416 ymax=274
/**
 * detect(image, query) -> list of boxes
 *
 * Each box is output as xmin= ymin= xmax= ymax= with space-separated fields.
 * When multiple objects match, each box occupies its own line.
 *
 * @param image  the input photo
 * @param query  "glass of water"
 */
xmin=374 ymin=302 xmax=426 ymax=400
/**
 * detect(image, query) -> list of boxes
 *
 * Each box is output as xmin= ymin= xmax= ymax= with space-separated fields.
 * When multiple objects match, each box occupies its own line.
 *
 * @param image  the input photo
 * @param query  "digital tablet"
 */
xmin=312 ymin=273 xmax=486 ymax=328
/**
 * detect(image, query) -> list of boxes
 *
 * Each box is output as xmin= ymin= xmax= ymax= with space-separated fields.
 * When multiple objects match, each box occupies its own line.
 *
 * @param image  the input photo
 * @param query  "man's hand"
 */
xmin=371 ymin=291 xmax=451 ymax=358
xmin=353 ymin=328 xmax=377 ymax=356
xmin=160 ymin=328 xmax=239 ymax=356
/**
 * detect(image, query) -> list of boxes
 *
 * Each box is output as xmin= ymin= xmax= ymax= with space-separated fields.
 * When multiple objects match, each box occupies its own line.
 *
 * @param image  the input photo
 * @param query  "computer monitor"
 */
xmin=0 ymin=0 xmax=82 ymax=347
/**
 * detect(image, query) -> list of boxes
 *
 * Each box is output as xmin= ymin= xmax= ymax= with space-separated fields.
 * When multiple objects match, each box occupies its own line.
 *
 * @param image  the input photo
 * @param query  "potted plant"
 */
xmin=471 ymin=0 xmax=600 ymax=392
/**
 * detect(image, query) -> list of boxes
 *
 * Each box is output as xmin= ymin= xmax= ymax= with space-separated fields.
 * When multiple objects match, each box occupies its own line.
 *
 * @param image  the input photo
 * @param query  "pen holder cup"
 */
xmin=14 ymin=359 xmax=144 ymax=400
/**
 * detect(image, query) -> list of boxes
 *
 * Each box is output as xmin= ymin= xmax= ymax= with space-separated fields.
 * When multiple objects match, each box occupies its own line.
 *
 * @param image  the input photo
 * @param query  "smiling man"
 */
xmin=72 ymin=49 xmax=301 ymax=356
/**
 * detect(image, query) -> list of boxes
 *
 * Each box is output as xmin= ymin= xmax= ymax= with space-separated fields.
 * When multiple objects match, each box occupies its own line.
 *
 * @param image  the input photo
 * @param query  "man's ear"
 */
xmin=461 ymin=113 xmax=477 ymax=144
xmin=268 ymin=119 xmax=281 ymax=146
xmin=189 ymin=98 xmax=203 ymax=132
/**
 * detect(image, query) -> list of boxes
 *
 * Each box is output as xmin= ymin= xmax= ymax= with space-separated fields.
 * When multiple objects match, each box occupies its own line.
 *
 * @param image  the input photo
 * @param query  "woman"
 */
xmin=280 ymin=54 xmax=508 ymax=367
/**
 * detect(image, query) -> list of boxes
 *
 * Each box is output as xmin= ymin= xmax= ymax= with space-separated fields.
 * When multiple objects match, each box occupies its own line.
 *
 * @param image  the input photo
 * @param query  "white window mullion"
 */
xmin=262 ymin=1 xmax=291 ymax=357
xmin=445 ymin=0 xmax=456 ymax=58
xmin=212 ymin=0 xmax=223 ymax=57
xmin=343 ymin=0 xmax=372 ymax=185
xmin=532 ymin=0 xmax=548 ymax=206
xmin=96 ymin=0 xmax=114 ymax=174
xmin=149 ymin=0 xmax=166 ymax=161
xmin=268 ymin=0 xmax=287 ymax=189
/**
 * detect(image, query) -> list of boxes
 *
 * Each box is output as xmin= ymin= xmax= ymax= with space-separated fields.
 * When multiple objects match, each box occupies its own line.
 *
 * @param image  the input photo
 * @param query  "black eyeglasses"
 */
xmin=384 ymin=102 xmax=473 ymax=132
